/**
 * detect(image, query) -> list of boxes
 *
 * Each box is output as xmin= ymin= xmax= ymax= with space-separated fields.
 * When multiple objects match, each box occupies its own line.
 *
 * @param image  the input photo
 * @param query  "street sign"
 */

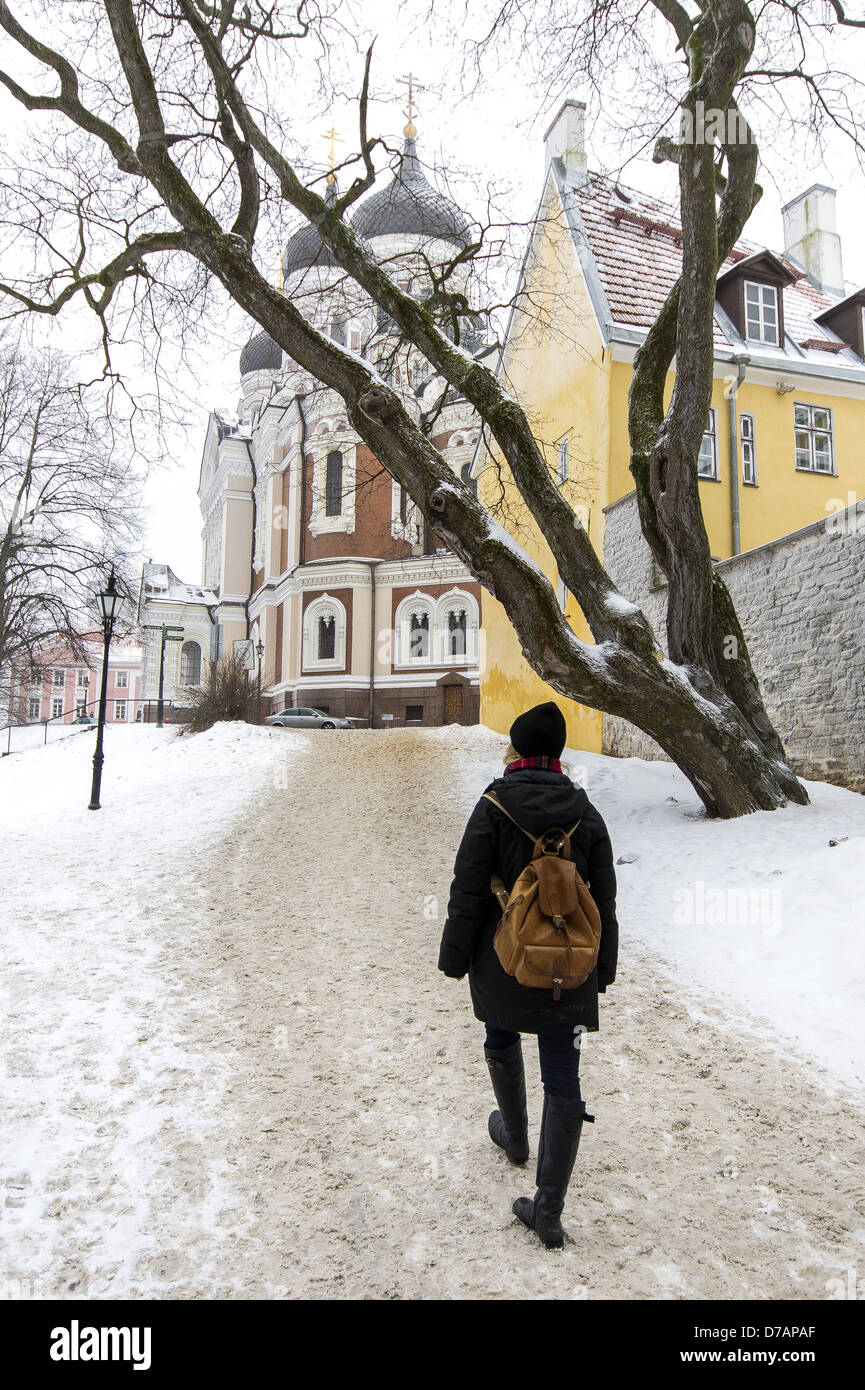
xmin=233 ymin=638 xmax=255 ymax=672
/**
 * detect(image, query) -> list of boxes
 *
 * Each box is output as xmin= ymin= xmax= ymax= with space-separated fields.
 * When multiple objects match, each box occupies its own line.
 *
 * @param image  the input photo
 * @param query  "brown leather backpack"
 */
xmin=483 ymin=791 xmax=602 ymax=1000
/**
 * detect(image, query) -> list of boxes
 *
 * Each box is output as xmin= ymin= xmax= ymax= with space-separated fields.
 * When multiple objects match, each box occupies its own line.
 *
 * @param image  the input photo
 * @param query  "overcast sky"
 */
xmin=4 ymin=0 xmax=864 ymax=583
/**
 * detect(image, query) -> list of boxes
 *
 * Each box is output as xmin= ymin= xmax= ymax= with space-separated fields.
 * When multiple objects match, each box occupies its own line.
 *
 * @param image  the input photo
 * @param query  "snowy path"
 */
xmin=3 ymin=725 xmax=864 ymax=1299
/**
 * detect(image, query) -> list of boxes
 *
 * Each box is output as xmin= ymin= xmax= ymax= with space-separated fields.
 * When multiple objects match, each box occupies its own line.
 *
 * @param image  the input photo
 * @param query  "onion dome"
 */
xmin=351 ymin=135 xmax=471 ymax=248
xmin=239 ymin=329 xmax=282 ymax=377
xmin=282 ymin=218 xmax=343 ymax=279
xmin=282 ymin=178 xmax=369 ymax=280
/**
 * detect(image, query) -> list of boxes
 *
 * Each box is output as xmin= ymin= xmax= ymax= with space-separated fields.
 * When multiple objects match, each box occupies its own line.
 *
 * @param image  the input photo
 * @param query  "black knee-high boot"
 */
xmin=512 ymin=1093 xmax=593 ymax=1247
xmin=484 ymin=1039 xmax=530 ymax=1165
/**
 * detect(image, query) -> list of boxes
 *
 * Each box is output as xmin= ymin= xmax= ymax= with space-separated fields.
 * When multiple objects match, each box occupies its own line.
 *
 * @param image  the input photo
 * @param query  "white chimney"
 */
xmin=544 ymin=99 xmax=588 ymax=185
xmin=782 ymin=184 xmax=844 ymax=297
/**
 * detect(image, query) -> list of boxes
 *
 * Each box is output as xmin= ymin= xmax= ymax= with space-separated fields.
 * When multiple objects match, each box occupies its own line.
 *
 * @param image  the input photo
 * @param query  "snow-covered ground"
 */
xmin=1 ymin=721 xmax=863 ymax=1299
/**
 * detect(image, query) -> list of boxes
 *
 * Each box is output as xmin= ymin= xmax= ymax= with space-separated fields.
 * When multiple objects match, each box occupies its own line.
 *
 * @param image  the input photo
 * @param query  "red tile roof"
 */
xmin=566 ymin=173 xmax=856 ymax=361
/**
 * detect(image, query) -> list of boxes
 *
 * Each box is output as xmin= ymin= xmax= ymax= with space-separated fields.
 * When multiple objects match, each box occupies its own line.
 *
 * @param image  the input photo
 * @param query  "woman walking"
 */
xmin=438 ymin=701 xmax=618 ymax=1248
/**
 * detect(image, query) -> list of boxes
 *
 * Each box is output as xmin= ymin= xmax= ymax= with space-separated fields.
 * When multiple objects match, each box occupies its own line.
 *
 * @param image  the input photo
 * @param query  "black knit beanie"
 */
xmin=508 ymin=701 xmax=567 ymax=758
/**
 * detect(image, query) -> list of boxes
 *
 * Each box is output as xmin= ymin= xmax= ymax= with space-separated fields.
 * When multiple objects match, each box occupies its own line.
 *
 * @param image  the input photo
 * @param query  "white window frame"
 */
xmin=310 ymin=419 xmax=358 ymax=533
xmin=391 ymin=478 xmax=422 ymax=543
xmin=435 ymin=589 xmax=479 ymax=666
xmin=51 ymin=698 xmax=64 ymax=720
xmin=115 ymin=670 xmax=129 ymax=689
xmin=302 ymin=593 xmax=347 ymax=671
xmin=697 ymin=408 xmax=719 ymax=480
xmin=179 ymin=640 xmax=202 ymax=688
xmin=557 ymin=437 xmax=570 ymax=484
xmin=744 ymin=280 xmax=780 ymax=346
xmin=394 ymin=593 xmax=435 ymax=668
xmin=114 ymin=700 xmax=127 ymax=721
xmin=28 ymin=697 xmax=41 ymax=721
xmin=53 ymin=669 xmax=65 ymax=688
xmin=740 ymin=412 xmax=757 ymax=486
xmin=76 ymin=669 xmax=90 ymax=687
xmin=794 ymin=403 xmax=835 ymax=474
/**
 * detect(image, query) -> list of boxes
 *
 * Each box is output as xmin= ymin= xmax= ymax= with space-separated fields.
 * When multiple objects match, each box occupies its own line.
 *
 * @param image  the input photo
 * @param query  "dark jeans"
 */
xmin=485 ymin=1024 xmax=583 ymax=1100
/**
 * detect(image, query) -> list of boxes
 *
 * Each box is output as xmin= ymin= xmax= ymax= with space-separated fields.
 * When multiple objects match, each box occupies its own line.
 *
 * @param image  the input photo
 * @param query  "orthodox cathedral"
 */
xmin=138 ymin=118 xmax=490 ymax=726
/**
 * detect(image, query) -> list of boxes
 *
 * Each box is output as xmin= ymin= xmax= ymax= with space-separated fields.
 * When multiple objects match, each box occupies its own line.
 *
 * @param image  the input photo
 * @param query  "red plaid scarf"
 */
xmin=504 ymin=755 xmax=564 ymax=774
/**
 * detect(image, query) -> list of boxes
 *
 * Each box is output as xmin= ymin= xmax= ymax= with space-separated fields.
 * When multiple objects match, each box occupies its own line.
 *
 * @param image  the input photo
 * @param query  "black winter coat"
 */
xmin=438 ymin=768 xmax=618 ymax=1034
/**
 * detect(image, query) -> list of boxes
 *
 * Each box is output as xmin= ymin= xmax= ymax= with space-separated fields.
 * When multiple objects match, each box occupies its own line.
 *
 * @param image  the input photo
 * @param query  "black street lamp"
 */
xmin=88 ymin=568 xmax=123 ymax=811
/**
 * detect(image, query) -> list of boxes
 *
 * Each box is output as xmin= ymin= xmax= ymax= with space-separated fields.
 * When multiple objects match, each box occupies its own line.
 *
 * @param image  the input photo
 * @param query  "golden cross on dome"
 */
xmin=398 ymin=72 xmax=425 ymax=138
xmin=321 ymin=125 xmax=344 ymax=184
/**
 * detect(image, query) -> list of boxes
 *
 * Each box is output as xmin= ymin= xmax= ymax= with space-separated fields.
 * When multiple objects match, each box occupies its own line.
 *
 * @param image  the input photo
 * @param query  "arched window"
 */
xmin=460 ymin=461 xmax=477 ymax=498
xmin=317 ymin=610 xmax=336 ymax=660
xmin=409 ymin=610 xmax=430 ymax=659
xmin=325 ymin=450 xmax=343 ymax=516
xmin=446 ymin=607 xmax=467 ymax=657
xmin=180 ymin=640 xmax=201 ymax=687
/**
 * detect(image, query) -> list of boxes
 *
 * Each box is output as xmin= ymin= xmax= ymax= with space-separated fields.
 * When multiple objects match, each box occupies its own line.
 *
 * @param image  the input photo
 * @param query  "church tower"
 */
xmin=155 ymin=114 xmax=490 ymax=727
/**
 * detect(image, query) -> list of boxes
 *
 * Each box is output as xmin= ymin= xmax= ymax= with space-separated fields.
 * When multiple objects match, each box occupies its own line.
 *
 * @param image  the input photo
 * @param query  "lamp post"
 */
xmin=88 ymin=568 xmax=123 ymax=811
xmin=256 ymin=638 xmax=264 ymax=724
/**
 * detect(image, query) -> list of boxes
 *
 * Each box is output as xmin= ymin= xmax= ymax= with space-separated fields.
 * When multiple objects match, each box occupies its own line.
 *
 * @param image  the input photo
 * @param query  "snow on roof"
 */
xmin=566 ymin=172 xmax=863 ymax=364
xmin=142 ymin=563 xmax=216 ymax=606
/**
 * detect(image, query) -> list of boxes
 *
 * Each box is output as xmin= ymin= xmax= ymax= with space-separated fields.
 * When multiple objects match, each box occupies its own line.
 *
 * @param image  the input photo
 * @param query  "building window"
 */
xmin=446 ymin=607 xmax=467 ymax=657
xmin=180 ymin=640 xmax=202 ymax=687
xmin=697 ymin=408 xmax=719 ymax=480
xmin=77 ymin=669 xmax=89 ymax=687
xmin=114 ymin=700 xmax=127 ymax=721
xmin=460 ymin=461 xmax=478 ymax=498
xmin=317 ymin=611 xmax=336 ymax=660
xmin=557 ymin=437 xmax=570 ymax=483
xmin=53 ymin=669 xmax=64 ymax=687
xmin=740 ymin=413 xmax=757 ymax=485
xmin=303 ymin=594 xmax=346 ymax=668
xmin=28 ymin=697 xmax=40 ymax=721
xmin=744 ymin=281 xmax=779 ymax=346
xmin=406 ymin=705 xmax=423 ymax=722
xmin=76 ymin=699 xmax=87 ymax=718
xmin=325 ymin=450 xmax=343 ymax=516
xmin=51 ymin=698 xmax=63 ymax=720
xmin=116 ymin=670 xmax=128 ymax=689
xmin=409 ymin=611 xmax=430 ymax=659
xmin=794 ymin=403 xmax=835 ymax=474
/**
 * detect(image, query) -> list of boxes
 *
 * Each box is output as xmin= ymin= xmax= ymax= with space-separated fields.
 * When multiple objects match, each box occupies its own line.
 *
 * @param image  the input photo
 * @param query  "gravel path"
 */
xmin=5 ymin=726 xmax=863 ymax=1299
xmin=152 ymin=728 xmax=865 ymax=1299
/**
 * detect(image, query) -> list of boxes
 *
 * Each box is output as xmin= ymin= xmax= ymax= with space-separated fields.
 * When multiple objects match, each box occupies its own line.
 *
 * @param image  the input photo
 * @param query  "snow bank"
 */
xmin=0 ymin=721 xmax=293 ymax=1298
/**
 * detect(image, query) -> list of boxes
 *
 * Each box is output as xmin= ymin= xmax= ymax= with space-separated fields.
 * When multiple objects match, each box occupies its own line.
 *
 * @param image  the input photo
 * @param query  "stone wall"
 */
xmin=601 ymin=491 xmax=865 ymax=793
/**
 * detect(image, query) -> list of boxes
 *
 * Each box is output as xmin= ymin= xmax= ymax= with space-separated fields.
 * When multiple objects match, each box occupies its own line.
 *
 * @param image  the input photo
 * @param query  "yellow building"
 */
xmin=477 ymin=100 xmax=865 ymax=751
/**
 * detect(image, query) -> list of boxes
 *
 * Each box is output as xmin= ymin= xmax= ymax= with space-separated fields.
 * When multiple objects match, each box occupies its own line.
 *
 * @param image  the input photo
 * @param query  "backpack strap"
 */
xmin=483 ymin=790 xmax=582 ymax=842
xmin=482 ymin=791 xmax=535 ymax=842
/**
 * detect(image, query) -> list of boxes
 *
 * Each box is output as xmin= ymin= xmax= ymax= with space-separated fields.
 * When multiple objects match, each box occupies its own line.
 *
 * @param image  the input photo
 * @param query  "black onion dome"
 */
xmin=351 ymin=137 xmax=470 ymax=246
xmin=282 ymin=179 xmax=370 ymax=279
xmin=282 ymin=218 xmax=343 ymax=279
xmin=239 ymin=329 xmax=282 ymax=376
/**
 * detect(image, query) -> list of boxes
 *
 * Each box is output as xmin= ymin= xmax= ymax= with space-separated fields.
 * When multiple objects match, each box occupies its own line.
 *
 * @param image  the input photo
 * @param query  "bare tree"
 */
xmin=0 ymin=1 xmax=857 ymax=814
xmin=0 ymin=335 xmax=141 ymax=684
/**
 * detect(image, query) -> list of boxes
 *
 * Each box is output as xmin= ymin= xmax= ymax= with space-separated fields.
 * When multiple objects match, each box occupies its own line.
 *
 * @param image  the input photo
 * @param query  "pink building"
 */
xmin=14 ymin=637 xmax=143 ymax=728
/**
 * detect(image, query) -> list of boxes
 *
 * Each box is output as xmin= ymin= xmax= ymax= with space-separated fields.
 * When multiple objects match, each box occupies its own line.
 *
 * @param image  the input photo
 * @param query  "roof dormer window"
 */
xmin=744 ymin=281 xmax=779 ymax=346
xmin=716 ymin=251 xmax=798 ymax=350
